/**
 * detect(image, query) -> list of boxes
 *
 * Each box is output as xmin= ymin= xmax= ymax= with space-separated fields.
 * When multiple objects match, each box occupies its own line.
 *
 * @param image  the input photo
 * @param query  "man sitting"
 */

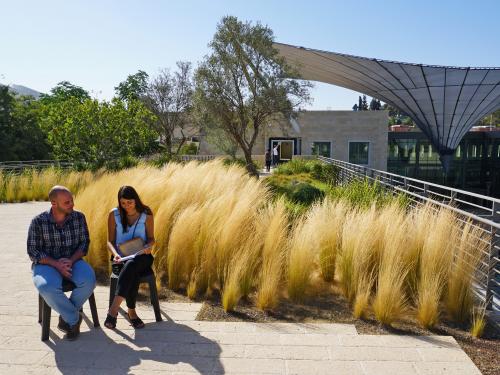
xmin=27 ymin=185 xmax=96 ymax=340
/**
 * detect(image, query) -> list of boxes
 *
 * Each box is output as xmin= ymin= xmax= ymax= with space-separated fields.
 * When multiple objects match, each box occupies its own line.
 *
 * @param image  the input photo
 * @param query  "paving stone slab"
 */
xmin=414 ymin=362 xmax=482 ymax=375
xmin=361 ymin=361 xmax=419 ymax=375
xmin=285 ymin=360 xmax=364 ymax=375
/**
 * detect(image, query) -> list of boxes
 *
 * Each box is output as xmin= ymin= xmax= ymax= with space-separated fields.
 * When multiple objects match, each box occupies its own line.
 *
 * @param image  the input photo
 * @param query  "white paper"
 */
xmin=115 ymin=249 xmax=145 ymax=263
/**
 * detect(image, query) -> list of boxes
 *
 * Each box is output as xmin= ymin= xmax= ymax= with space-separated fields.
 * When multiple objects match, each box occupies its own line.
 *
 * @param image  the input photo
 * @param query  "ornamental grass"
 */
xmin=0 ymin=167 xmax=96 ymax=203
xmin=416 ymin=208 xmax=456 ymax=328
xmin=71 ymin=161 xmax=487 ymax=326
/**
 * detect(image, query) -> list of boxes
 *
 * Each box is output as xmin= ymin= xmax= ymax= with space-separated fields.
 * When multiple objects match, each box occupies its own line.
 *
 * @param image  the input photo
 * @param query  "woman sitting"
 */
xmin=104 ymin=185 xmax=155 ymax=329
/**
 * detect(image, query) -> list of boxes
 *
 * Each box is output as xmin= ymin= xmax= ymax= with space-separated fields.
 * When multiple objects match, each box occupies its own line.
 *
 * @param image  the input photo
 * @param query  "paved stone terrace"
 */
xmin=0 ymin=202 xmax=482 ymax=374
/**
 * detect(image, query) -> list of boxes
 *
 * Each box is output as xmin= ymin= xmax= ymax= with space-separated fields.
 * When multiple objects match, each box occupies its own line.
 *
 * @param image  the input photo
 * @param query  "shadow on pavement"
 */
xmin=44 ymin=313 xmax=224 ymax=374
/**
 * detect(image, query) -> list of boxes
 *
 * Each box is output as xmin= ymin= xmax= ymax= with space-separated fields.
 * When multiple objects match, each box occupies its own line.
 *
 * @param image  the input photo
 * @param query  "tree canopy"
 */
xmin=115 ymin=70 xmax=149 ymax=102
xmin=40 ymin=81 xmax=90 ymax=104
xmin=40 ymin=97 xmax=158 ymax=168
xmin=144 ymin=62 xmax=194 ymax=156
xmin=194 ymin=16 xmax=311 ymax=176
xmin=0 ymin=85 xmax=51 ymax=161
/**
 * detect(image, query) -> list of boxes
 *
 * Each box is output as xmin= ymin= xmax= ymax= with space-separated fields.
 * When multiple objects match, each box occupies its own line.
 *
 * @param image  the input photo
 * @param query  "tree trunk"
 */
xmin=242 ymin=147 xmax=258 ymax=178
xmin=164 ymin=136 xmax=173 ymax=157
xmin=174 ymin=136 xmax=187 ymax=155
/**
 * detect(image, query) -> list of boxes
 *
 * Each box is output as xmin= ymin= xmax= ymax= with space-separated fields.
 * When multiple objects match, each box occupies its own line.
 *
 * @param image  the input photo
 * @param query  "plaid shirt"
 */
xmin=27 ymin=209 xmax=90 ymax=264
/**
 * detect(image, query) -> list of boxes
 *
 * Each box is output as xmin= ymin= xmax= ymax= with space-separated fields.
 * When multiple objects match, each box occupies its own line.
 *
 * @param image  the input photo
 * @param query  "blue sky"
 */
xmin=1 ymin=0 xmax=499 ymax=109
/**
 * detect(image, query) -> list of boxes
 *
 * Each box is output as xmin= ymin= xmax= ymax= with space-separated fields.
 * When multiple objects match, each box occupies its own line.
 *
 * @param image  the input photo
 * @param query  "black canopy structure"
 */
xmin=274 ymin=42 xmax=500 ymax=171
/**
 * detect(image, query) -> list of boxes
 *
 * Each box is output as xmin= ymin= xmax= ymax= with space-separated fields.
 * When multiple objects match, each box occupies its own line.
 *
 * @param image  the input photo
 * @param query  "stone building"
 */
xmin=198 ymin=110 xmax=388 ymax=171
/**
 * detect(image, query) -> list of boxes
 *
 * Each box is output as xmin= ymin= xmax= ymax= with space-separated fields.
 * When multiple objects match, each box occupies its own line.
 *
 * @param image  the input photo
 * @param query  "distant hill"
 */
xmin=8 ymin=84 xmax=43 ymax=99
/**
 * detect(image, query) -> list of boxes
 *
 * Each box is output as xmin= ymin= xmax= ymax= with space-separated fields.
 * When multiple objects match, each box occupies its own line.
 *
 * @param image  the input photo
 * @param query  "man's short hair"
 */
xmin=48 ymin=186 xmax=72 ymax=201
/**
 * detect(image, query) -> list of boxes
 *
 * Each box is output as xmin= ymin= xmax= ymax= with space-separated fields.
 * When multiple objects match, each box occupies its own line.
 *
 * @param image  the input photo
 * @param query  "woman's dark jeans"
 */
xmin=114 ymin=254 xmax=153 ymax=309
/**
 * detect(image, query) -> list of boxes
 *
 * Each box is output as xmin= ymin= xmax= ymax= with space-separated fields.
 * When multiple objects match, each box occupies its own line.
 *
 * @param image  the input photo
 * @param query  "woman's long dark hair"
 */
xmin=117 ymin=186 xmax=152 ymax=232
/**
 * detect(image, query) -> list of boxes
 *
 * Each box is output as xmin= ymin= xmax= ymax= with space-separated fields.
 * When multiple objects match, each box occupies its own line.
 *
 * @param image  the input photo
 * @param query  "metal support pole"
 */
xmin=450 ymin=191 xmax=457 ymax=205
xmin=486 ymin=226 xmax=498 ymax=310
xmin=486 ymin=202 xmax=500 ymax=310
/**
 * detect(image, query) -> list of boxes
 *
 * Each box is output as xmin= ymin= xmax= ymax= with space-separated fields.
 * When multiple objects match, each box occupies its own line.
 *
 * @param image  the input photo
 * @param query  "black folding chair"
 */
xmin=109 ymin=267 xmax=162 ymax=322
xmin=38 ymin=279 xmax=99 ymax=341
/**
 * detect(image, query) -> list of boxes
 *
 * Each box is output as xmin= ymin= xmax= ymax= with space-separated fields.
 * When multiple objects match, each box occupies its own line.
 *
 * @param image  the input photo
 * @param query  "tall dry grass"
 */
xmin=0 ymin=172 xmax=4 ymax=202
xmin=470 ymin=299 xmax=488 ymax=338
xmin=403 ymin=204 xmax=434 ymax=301
xmin=446 ymin=221 xmax=489 ymax=324
xmin=72 ymin=160 xmax=488 ymax=325
xmin=166 ymin=204 xmax=203 ymax=290
xmin=287 ymin=216 xmax=316 ymax=302
xmin=315 ymin=200 xmax=347 ymax=282
xmin=256 ymin=199 xmax=289 ymax=310
xmin=76 ymin=161 xmax=269 ymax=300
xmin=0 ymin=167 xmax=97 ymax=203
xmin=337 ymin=209 xmax=358 ymax=303
xmin=223 ymin=235 xmax=263 ymax=311
xmin=288 ymin=198 xmax=347 ymax=304
xmin=338 ymin=204 xmax=380 ymax=314
xmin=416 ymin=208 xmax=456 ymax=328
xmin=372 ymin=204 xmax=410 ymax=326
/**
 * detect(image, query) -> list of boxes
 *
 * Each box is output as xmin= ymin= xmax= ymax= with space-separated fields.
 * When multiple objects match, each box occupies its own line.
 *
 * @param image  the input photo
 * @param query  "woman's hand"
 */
xmin=113 ymin=254 xmax=122 ymax=263
xmin=143 ymin=245 xmax=152 ymax=255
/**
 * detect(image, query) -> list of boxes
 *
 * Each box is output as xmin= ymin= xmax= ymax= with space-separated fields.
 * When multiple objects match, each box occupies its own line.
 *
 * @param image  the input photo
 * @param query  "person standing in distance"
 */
xmin=27 ymin=185 xmax=96 ymax=340
xmin=273 ymin=143 xmax=279 ymax=167
xmin=265 ymin=148 xmax=272 ymax=172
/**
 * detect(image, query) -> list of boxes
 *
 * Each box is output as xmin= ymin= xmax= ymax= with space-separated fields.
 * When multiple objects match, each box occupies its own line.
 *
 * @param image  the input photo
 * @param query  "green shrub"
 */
xmin=311 ymin=163 xmax=323 ymax=180
xmin=321 ymin=164 xmax=340 ymax=185
xmin=222 ymin=157 xmax=261 ymax=171
xmin=179 ymin=142 xmax=198 ymax=155
xmin=328 ymin=178 xmax=408 ymax=209
xmin=267 ymin=161 xmax=407 ymax=213
xmin=147 ymin=153 xmax=179 ymax=168
xmin=290 ymin=183 xmax=324 ymax=205
xmin=310 ymin=163 xmax=340 ymax=185
xmin=275 ymin=159 xmax=314 ymax=175
xmin=105 ymin=155 xmax=139 ymax=171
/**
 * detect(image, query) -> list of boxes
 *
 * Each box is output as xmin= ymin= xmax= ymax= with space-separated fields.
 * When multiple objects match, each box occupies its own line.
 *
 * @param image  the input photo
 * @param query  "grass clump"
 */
xmin=222 ymin=157 xmax=262 ymax=171
xmin=316 ymin=200 xmax=347 ymax=282
xmin=328 ymin=178 xmax=408 ymax=209
xmin=372 ymin=205 xmax=410 ymax=326
xmin=289 ymin=183 xmax=324 ymax=205
xmin=274 ymin=159 xmax=316 ymax=175
xmin=256 ymin=199 xmax=289 ymax=310
xmin=416 ymin=208 xmax=456 ymax=328
xmin=311 ymin=163 xmax=340 ymax=185
xmin=0 ymin=167 xmax=97 ymax=203
xmin=446 ymin=221 xmax=489 ymax=324
xmin=287 ymin=216 xmax=316 ymax=302
xmin=470 ymin=301 xmax=487 ymax=338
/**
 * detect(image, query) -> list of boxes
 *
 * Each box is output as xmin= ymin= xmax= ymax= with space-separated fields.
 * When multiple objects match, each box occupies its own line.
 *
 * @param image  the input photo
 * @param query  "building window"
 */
xmin=311 ymin=142 xmax=331 ymax=157
xmin=349 ymin=142 xmax=369 ymax=164
xmin=388 ymin=139 xmax=416 ymax=163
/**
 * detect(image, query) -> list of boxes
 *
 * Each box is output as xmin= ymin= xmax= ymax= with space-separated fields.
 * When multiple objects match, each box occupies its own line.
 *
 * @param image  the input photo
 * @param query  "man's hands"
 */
xmin=55 ymin=258 xmax=72 ymax=278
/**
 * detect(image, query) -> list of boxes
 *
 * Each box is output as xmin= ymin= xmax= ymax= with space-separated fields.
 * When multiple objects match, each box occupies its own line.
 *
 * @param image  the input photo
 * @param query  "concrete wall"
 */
xmin=198 ymin=110 xmax=388 ymax=171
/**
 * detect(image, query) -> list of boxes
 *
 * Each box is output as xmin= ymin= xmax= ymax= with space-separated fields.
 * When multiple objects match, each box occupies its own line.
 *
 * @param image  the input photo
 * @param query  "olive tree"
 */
xmin=194 ymin=16 xmax=311 ymax=176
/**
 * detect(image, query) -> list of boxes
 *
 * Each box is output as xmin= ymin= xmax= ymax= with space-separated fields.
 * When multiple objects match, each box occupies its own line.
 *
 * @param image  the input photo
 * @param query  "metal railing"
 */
xmin=318 ymin=156 xmax=500 ymax=313
xmin=178 ymin=155 xmax=217 ymax=162
xmin=0 ymin=160 xmax=74 ymax=172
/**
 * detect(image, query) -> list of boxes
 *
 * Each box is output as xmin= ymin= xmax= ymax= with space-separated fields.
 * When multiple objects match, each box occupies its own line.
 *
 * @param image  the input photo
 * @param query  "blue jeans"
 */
xmin=33 ymin=260 xmax=96 ymax=326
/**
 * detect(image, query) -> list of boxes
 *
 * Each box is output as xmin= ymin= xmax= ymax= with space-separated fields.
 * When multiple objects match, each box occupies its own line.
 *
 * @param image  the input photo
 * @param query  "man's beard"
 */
xmin=56 ymin=205 xmax=73 ymax=216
